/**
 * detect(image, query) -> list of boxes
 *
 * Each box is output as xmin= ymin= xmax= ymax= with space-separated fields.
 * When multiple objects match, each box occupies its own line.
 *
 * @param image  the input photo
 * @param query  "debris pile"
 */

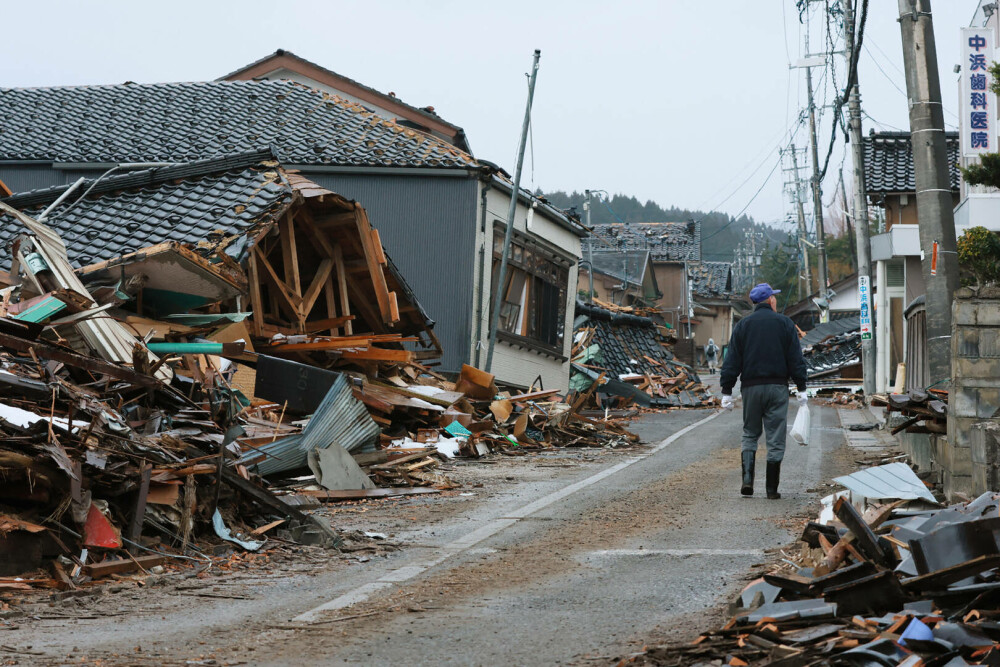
xmin=629 ymin=462 xmax=1000 ymax=665
xmin=571 ymin=300 xmax=716 ymax=409
xmin=799 ymin=317 xmax=862 ymax=380
xmin=0 ymin=156 xmax=644 ymax=585
xmin=873 ymin=388 xmax=948 ymax=436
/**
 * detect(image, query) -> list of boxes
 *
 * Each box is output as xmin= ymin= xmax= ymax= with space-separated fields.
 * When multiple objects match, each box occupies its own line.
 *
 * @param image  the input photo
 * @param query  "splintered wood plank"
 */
xmin=341 ymin=347 xmax=415 ymax=363
xmin=333 ymin=244 xmax=353 ymax=336
xmin=280 ymin=213 xmax=301 ymax=297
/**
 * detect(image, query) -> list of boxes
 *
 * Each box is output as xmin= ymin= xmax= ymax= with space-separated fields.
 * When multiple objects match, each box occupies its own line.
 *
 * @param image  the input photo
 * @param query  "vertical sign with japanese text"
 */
xmin=858 ymin=275 xmax=872 ymax=341
xmin=961 ymin=27 xmax=997 ymax=157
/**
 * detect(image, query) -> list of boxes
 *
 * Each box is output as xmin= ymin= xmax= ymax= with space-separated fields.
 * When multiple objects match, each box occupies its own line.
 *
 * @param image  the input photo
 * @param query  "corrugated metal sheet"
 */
xmin=303 ymin=172 xmax=478 ymax=375
xmin=833 ymin=462 xmax=936 ymax=502
xmin=240 ymin=373 xmax=380 ymax=476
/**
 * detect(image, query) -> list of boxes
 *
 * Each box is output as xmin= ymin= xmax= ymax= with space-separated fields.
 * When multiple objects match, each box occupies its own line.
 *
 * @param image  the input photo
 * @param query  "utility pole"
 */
xmin=844 ymin=0 xmax=875 ymax=397
xmin=789 ymin=149 xmax=813 ymax=299
xmin=804 ymin=47 xmax=830 ymax=319
xmin=584 ymin=189 xmax=594 ymax=302
xmin=485 ymin=49 xmax=541 ymax=373
xmin=897 ymin=0 xmax=960 ymax=384
xmin=838 ymin=173 xmax=857 ymax=271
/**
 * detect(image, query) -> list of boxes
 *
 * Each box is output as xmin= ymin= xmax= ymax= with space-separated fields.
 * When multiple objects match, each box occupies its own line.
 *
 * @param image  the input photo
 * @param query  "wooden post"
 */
xmin=127 ymin=463 xmax=152 ymax=555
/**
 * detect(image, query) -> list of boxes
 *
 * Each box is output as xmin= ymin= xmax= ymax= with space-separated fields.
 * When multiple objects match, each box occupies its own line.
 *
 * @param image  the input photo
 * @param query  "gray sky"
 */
xmin=0 ymin=1 xmax=981 ymax=228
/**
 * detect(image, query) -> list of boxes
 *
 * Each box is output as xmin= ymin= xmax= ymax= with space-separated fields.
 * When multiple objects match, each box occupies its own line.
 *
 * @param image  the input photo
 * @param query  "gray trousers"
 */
xmin=741 ymin=384 xmax=789 ymax=463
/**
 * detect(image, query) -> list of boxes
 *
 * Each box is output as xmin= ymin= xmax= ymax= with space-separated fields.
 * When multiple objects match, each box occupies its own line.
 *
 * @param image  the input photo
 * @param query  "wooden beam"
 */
xmin=255 ymin=248 xmax=301 ymax=314
xmin=353 ymin=206 xmax=393 ymax=323
xmin=246 ymin=249 xmax=265 ymax=337
xmin=127 ymin=464 xmax=152 ymax=555
xmin=299 ymin=259 xmax=334 ymax=321
xmin=304 ymin=315 xmax=355 ymax=334
xmin=340 ymin=347 xmax=414 ymax=362
xmin=0 ymin=331 xmax=159 ymax=387
xmin=295 ymin=207 xmax=336 ymax=259
xmin=333 ymin=244 xmax=353 ymax=336
xmin=323 ymin=280 xmax=339 ymax=336
xmin=82 ymin=555 xmax=169 ymax=578
xmin=280 ymin=213 xmax=301 ymax=298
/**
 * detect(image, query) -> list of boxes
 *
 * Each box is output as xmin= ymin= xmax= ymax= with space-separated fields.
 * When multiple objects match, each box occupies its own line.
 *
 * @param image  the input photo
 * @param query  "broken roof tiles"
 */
xmin=689 ymin=261 xmax=732 ymax=298
xmin=0 ymin=151 xmax=292 ymax=269
xmin=584 ymin=222 xmax=701 ymax=263
xmin=0 ymin=80 xmax=478 ymax=169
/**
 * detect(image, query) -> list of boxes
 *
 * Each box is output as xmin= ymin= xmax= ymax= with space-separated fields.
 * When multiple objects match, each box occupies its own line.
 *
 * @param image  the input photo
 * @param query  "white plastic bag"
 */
xmin=790 ymin=405 xmax=811 ymax=446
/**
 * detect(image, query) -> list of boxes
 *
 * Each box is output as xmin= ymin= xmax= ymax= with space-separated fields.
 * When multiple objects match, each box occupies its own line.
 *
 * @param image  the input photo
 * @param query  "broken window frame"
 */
xmin=490 ymin=225 xmax=570 ymax=356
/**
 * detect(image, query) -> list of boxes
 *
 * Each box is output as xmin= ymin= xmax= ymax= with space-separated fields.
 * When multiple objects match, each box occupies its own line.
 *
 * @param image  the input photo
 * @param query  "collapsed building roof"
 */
xmin=583 ymin=222 xmax=701 ymax=263
xmin=689 ymin=261 xmax=732 ymax=298
xmin=0 ymin=150 xmax=436 ymax=347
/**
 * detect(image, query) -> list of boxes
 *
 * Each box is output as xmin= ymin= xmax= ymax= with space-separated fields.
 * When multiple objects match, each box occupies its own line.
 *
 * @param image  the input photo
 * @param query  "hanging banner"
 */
xmin=961 ymin=27 xmax=997 ymax=157
xmin=858 ymin=275 xmax=872 ymax=341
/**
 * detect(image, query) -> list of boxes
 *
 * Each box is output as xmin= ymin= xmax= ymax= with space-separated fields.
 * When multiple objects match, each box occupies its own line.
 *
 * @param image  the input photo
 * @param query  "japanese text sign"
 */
xmin=858 ymin=275 xmax=872 ymax=341
xmin=961 ymin=28 xmax=997 ymax=157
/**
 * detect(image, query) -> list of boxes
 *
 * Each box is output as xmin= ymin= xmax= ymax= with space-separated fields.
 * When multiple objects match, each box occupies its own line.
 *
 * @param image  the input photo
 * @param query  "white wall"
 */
xmin=471 ymin=183 xmax=582 ymax=391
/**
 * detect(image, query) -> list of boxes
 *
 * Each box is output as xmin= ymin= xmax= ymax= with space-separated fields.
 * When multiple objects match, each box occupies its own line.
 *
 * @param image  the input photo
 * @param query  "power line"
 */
xmin=702 ymin=155 xmax=783 ymax=243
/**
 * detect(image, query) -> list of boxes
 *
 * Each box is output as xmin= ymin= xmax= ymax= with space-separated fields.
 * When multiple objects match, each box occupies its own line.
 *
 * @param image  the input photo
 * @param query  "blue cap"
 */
xmin=749 ymin=283 xmax=780 ymax=303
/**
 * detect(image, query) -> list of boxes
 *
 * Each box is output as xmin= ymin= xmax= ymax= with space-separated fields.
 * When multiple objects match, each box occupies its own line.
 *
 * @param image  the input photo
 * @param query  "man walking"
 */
xmin=705 ymin=338 xmax=719 ymax=375
xmin=719 ymin=283 xmax=808 ymax=499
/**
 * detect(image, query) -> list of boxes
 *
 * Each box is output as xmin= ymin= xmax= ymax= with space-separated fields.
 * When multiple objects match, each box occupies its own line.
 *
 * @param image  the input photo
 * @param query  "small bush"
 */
xmin=957 ymin=226 xmax=1000 ymax=286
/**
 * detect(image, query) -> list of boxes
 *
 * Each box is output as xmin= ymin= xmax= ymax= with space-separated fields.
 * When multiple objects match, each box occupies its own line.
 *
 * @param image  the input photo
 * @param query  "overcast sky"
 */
xmin=0 ymin=1 xmax=982 ymax=229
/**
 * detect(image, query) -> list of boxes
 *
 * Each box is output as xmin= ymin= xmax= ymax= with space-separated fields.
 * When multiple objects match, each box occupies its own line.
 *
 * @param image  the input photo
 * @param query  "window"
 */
xmin=491 ymin=230 xmax=569 ymax=352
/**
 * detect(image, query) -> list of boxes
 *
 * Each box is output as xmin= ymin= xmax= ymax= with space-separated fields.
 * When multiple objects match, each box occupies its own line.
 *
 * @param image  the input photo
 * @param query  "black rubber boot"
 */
xmin=741 ymin=451 xmax=755 ymax=496
xmin=766 ymin=461 xmax=781 ymax=499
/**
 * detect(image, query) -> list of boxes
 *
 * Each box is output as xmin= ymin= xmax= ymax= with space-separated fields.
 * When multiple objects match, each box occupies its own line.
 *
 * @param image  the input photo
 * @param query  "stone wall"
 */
xmin=947 ymin=292 xmax=1000 ymax=498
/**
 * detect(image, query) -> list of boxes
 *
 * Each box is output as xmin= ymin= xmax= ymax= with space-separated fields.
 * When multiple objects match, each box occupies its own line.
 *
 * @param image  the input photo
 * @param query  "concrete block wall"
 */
xmin=947 ymin=295 xmax=1000 ymax=499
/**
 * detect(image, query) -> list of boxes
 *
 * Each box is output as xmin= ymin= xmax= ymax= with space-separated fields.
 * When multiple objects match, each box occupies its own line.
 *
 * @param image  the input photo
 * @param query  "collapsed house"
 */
xmin=0 ymin=155 xmax=638 ymax=585
xmin=0 ymin=80 xmax=586 ymax=390
xmin=571 ymin=300 xmax=716 ymax=408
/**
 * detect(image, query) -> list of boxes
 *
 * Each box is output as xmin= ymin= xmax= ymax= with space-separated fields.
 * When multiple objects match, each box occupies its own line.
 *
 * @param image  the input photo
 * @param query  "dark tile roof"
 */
xmin=583 ymin=222 xmax=700 ymax=262
xmin=218 ymin=49 xmax=466 ymax=136
xmin=0 ymin=151 xmax=293 ymax=269
xmin=575 ymin=301 xmax=677 ymax=376
xmin=690 ymin=261 xmax=732 ymax=297
xmin=800 ymin=316 xmax=862 ymax=378
xmin=863 ymin=131 xmax=960 ymax=194
xmin=0 ymin=80 xmax=477 ymax=169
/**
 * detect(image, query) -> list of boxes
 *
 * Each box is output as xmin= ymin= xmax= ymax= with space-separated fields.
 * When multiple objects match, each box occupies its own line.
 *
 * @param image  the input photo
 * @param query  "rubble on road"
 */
xmin=0 ymin=156 xmax=643 ymax=590
xmin=571 ymin=300 xmax=717 ymax=409
xmin=626 ymin=461 xmax=1000 ymax=666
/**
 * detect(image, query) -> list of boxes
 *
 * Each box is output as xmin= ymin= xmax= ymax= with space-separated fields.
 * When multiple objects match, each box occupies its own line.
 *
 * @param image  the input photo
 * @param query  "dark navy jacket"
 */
xmin=720 ymin=303 xmax=807 ymax=395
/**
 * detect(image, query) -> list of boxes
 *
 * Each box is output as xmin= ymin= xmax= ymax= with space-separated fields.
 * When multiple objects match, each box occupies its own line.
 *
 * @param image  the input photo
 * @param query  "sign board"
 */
xmin=961 ymin=27 xmax=997 ymax=157
xmin=858 ymin=275 xmax=872 ymax=341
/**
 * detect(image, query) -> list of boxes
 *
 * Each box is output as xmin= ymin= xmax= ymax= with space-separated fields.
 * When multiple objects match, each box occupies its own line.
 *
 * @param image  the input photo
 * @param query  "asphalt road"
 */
xmin=9 ymin=401 xmax=861 ymax=666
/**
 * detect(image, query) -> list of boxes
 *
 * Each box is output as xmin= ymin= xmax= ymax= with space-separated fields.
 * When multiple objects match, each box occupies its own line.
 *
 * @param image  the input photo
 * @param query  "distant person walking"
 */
xmin=704 ymin=338 xmax=720 ymax=375
xmin=719 ymin=284 xmax=807 ymax=499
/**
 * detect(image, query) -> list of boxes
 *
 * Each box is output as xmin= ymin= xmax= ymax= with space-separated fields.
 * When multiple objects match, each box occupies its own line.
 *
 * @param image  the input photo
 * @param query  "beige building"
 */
xmin=581 ymin=222 xmax=736 ymax=355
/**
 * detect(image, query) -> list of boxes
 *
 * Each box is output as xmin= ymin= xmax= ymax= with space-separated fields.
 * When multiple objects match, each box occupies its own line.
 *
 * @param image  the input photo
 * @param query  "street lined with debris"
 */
xmin=0 ymin=401 xmax=867 ymax=665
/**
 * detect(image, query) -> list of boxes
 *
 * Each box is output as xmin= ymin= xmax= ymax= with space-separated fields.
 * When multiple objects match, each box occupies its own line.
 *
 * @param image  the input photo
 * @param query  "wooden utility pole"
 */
xmin=790 ymin=149 xmax=813 ymax=299
xmin=845 ymin=0 xmax=876 ymax=396
xmin=805 ymin=60 xmax=830 ymax=318
xmin=897 ymin=0 xmax=959 ymax=384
